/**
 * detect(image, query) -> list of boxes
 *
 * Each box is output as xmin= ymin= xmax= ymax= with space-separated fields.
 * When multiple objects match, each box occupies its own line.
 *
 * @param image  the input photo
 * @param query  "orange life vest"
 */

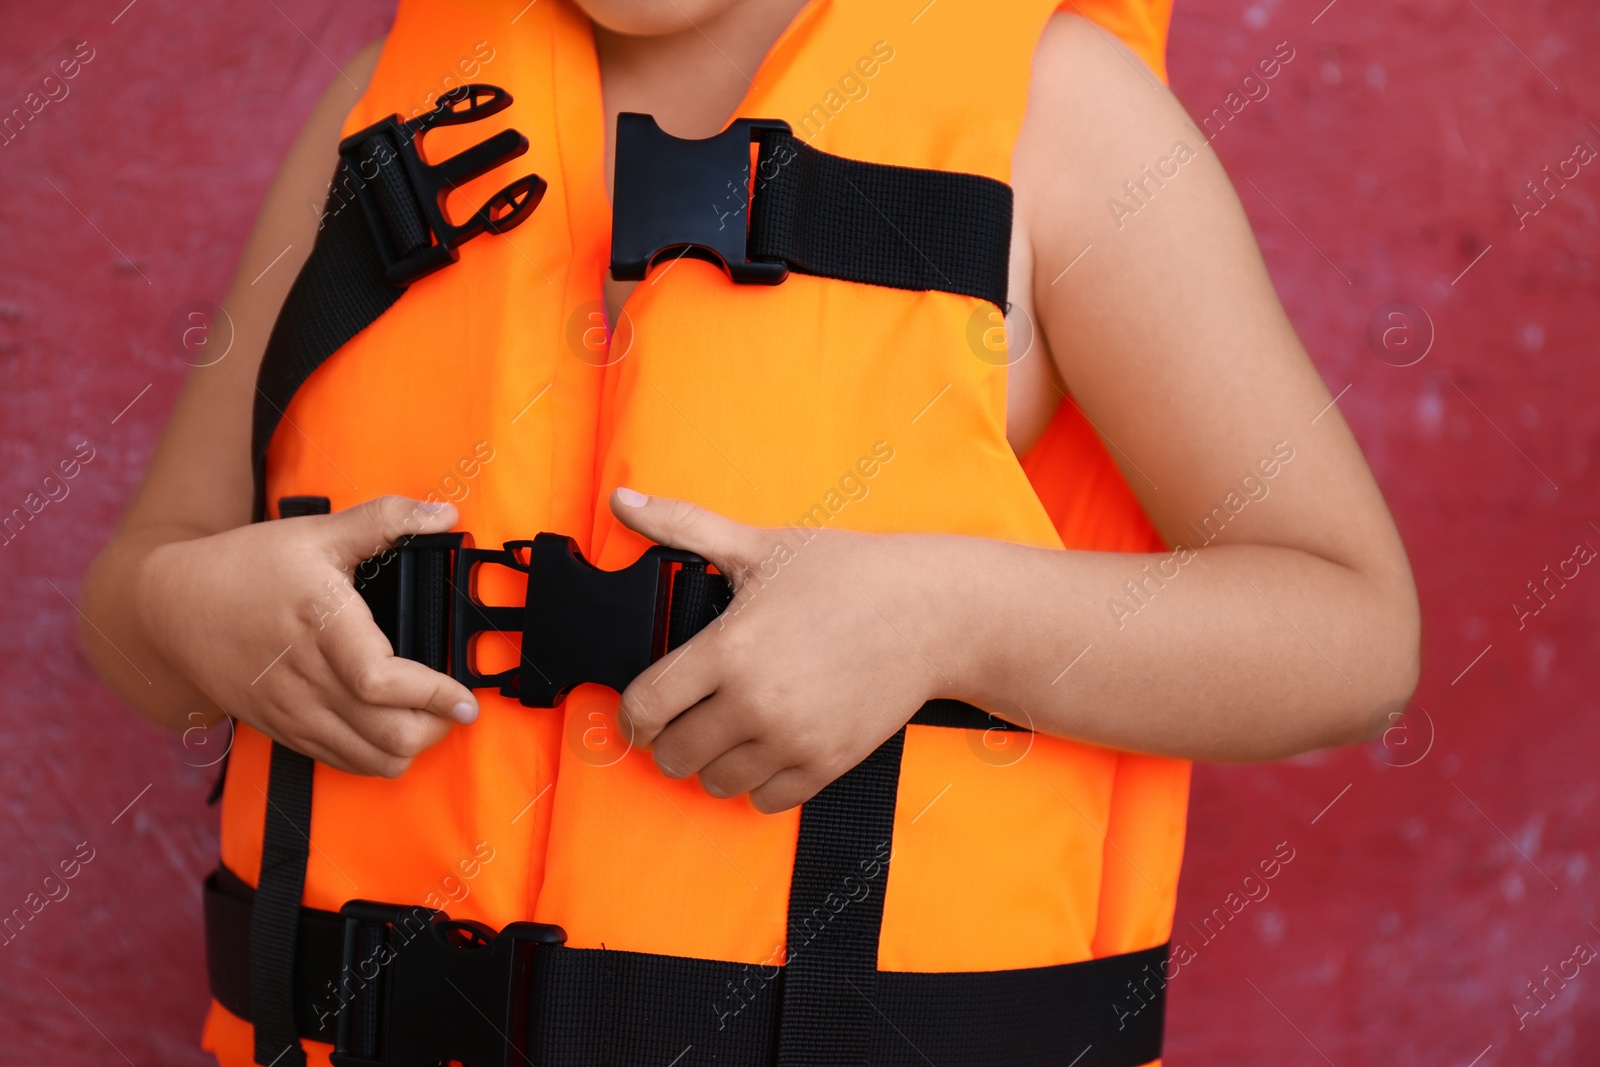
xmin=204 ymin=1 xmax=1186 ymax=1064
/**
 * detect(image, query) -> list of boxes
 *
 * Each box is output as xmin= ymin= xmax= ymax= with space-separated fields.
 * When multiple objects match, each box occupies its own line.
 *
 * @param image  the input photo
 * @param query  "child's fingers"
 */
xmin=269 ymin=702 xmax=413 ymax=778
xmin=338 ymin=703 xmax=455 ymax=761
xmin=608 ymin=488 xmax=763 ymax=583
xmin=617 ymin=629 xmax=721 ymax=750
xmin=693 ymin=737 xmax=779 ymax=800
xmin=746 ymin=765 xmax=825 ymax=815
xmin=648 ymin=695 xmax=757 ymax=781
xmin=319 ymin=610 xmax=479 ymax=724
xmin=320 ymin=496 xmax=459 ymax=570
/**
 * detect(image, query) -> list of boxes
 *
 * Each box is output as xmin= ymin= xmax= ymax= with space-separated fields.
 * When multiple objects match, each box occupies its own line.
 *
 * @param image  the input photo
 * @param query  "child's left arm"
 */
xmin=609 ymin=14 xmax=1419 ymax=814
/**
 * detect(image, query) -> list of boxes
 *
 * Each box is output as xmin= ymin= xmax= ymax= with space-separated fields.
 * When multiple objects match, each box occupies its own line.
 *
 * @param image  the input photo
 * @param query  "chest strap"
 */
xmin=610 ymin=114 xmax=1013 ymax=307
xmin=252 ymin=102 xmax=1013 ymax=520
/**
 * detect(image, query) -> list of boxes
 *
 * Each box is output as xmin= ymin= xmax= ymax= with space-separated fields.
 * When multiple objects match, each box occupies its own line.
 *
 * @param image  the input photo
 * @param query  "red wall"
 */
xmin=1 ymin=1 xmax=1595 ymax=1062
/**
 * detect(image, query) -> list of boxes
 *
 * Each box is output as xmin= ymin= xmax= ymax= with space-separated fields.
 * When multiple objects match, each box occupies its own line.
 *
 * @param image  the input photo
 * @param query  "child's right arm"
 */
xmin=80 ymin=40 xmax=478 ymax=778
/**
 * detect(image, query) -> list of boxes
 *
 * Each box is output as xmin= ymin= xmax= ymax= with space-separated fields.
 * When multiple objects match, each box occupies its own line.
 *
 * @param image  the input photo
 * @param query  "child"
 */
xmin=83 ymin=1 xmax=1418 ymax=1064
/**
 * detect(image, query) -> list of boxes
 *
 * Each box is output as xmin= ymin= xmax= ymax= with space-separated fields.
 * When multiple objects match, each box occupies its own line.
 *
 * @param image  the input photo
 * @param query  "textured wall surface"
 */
xmin=0 ymin=0 xmax=1594 ymax=1063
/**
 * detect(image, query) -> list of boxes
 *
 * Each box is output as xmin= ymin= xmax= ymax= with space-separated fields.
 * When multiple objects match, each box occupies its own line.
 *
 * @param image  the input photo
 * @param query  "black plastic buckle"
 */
xmin=355 ymin=532 xmax=468 ymax=674
xmin=338 ymin=83 xmax=546 ymax=286
xmin=329 ymin=899 xmax=565 ymax=1067
xmin=611 ymin=112 xmax=792 ymax=285
xmin=454 ymin=533 xmax=708 ymax=707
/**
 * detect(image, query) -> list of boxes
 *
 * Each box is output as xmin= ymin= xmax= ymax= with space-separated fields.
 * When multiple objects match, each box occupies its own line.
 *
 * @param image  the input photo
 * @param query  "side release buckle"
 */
xmin=610 ymin=112 xmax=792 ymax=285
xmin=329 ymin=899 xmax=565 ymax=1067
xmin=338 ymin=83 xmax=546 ymax=286
xmin=355 ymin=529 xmax=728 ymax=707
xmin=455 ymin=534 xmax=712 ymax=707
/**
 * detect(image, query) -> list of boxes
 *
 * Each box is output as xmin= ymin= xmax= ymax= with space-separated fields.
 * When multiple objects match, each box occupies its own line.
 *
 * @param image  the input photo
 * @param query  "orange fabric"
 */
xmin=1061 ymin=0 xmax=1173 ymax=81
xmin=206 ymin=3 xmax=608 ymax=1061
xmin=205 ymin=1 xmax=1184 ymax=1063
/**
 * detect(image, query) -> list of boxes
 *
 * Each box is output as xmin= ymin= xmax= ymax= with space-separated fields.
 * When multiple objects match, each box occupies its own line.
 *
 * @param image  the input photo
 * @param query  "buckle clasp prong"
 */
xmin=338 ymin=83 xmax=546 ymax=286
xmin=453 ymin=534 xmax=707 ymax=708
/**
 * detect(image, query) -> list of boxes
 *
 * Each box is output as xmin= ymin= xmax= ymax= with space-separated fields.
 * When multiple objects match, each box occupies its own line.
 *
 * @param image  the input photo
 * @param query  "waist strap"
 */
xmin=206 ymin=866 xmax=1167 ymax=1067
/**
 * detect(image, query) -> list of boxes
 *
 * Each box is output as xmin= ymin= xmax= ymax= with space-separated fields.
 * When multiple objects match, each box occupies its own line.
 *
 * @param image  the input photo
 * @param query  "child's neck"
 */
xmin=594 ymin=0 xmax=811 ymax=185
xmin=594 ymin=0 xmax=810 ymax=320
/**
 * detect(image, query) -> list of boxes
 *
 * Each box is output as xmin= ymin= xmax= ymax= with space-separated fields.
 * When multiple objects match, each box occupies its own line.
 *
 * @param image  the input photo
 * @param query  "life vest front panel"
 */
xmin=542 ymin=0 xmax=1166 ymax=976
xmin=206 ymin=2 xmax=611 ymax=1061
xmin=204 ymin=0 xmax=1187 ymax=1062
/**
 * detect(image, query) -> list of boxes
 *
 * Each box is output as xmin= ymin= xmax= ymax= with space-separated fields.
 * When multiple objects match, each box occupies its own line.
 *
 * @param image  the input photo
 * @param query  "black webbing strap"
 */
xmin=777 ymin=729 xmax=904 ymax=1067
xmin=248 ymin=160 xmax=409 ymax=522
xmin=247 ymin=494 xmax=330 ymax=1067
xmin=749 ymin=130 xmax=1013 ymax=308
xmin=248 ymin=85 xmax=542 ymax=524
xmin=249 ymin=745 xmax=315 ymax=1067
xmin=667 ymin=560 xmax=733 ymax=651
xmin=205 ymin=864 xmax=1168 ymax=1065
xmin=353 ymin=530 xmax=456 ymax=673
xmin=661 ymin=556 xmax=1010 ymax=1062
xmin=665 ymin=547 xmax=1003 ymax=1063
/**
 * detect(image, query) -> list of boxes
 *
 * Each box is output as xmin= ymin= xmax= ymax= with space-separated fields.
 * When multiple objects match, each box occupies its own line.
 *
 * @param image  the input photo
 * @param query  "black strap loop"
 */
xmin=359 ymin=133 xmax=431 ymax=258
xmin=667 ymin=560 xmax=733 ymax=651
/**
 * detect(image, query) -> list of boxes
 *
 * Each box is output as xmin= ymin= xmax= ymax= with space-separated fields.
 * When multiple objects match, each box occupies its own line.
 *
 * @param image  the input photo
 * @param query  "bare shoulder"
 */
xmin=1012 ymin=13 xmax=1207 ymax=283
xmin=1002 ymin=14 xmax=1209 ymax=452
xmin=1009 ymin=13 xmax=1408 ymax=587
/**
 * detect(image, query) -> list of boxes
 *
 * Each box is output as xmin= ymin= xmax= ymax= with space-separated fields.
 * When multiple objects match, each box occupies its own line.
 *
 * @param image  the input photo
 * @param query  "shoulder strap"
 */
xmin=249 ymin=84 xmax=544 ymax=520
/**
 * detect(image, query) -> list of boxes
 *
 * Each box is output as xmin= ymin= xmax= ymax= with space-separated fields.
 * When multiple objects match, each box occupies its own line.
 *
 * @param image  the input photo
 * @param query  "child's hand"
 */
xmin=136 ymin=497 xmax=479 ymax=777
xmin=610 ymin=488 xmax=949 ymax=814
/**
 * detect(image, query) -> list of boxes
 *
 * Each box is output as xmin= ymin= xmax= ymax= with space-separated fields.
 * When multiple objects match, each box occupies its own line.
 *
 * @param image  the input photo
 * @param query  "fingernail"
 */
xmin=452 ymin=700 xmax=478 ymax=724
xmin=615 ymin=486 xmax=648 ymax=508
xmin=703 ymin=781 xmax=728 ymax=798
xmin=420 ymin=501 xmax=450 ymax=513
